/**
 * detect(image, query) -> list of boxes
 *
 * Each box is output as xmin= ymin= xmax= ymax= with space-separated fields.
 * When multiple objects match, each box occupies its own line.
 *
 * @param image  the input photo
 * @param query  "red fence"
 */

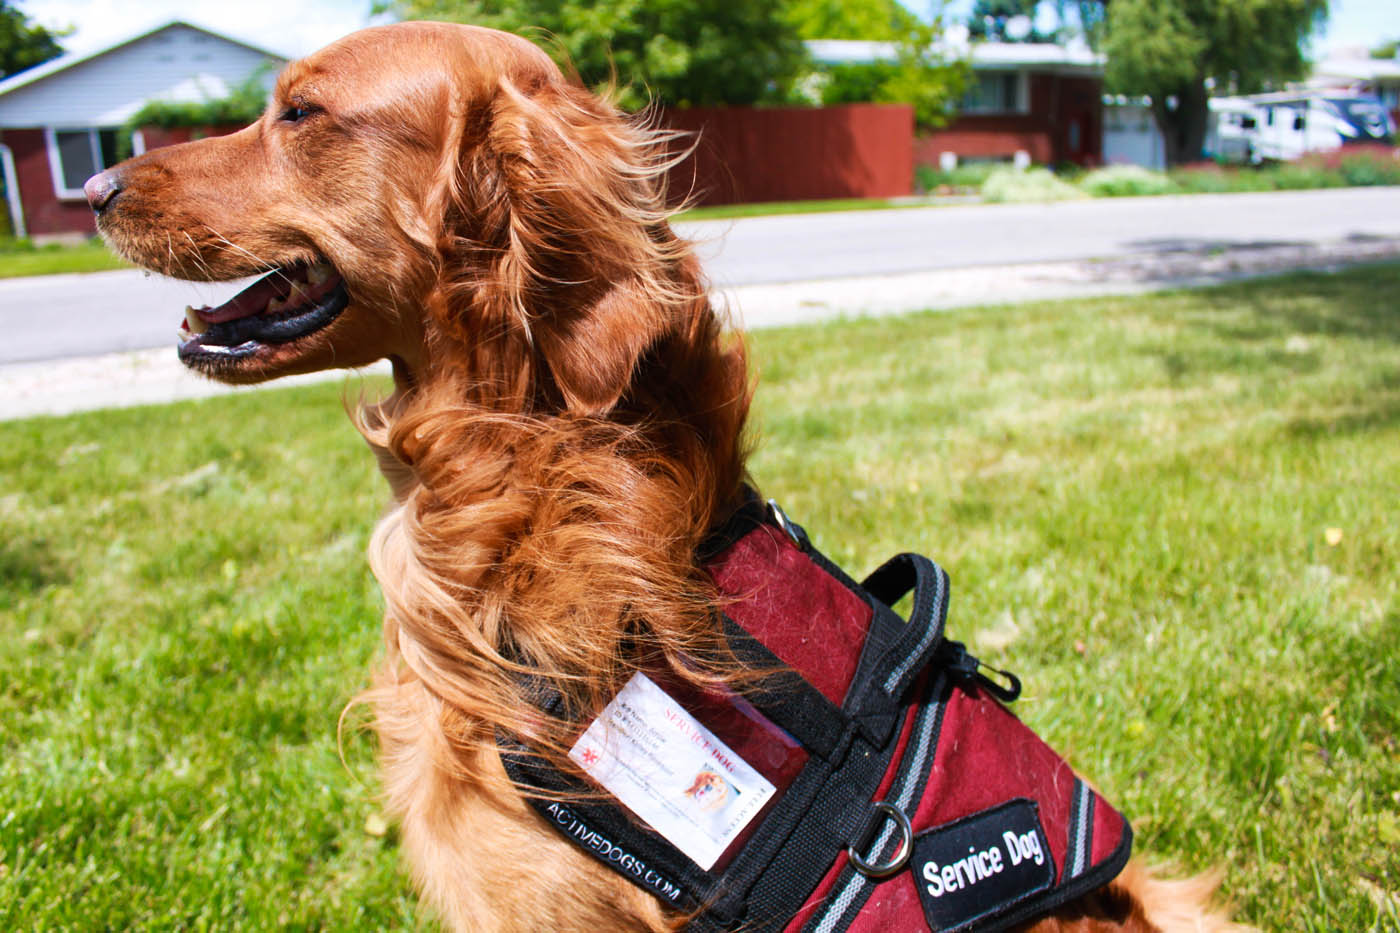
xmin=663 ymin=103 xmax=915 ymax=206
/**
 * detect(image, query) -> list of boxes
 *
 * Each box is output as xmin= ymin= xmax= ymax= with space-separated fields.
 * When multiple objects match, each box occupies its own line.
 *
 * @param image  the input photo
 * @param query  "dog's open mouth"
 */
xmin=177 ymin=260 xmax=348 ymax=364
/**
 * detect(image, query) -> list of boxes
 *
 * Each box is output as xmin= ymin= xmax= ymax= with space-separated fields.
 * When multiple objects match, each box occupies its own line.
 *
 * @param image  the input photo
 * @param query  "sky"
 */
xmin=15 ymin=0 xmax=1399 ymax=62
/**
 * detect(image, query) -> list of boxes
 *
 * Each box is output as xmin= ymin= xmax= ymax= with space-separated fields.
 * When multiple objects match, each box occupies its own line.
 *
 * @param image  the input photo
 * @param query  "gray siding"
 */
xmin=0 ymin=24 xmax=285 ymax=128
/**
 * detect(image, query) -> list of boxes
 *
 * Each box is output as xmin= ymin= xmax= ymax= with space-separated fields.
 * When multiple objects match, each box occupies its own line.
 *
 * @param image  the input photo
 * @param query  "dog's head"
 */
xmin=90 ymin=21 xmax=695 ymax=414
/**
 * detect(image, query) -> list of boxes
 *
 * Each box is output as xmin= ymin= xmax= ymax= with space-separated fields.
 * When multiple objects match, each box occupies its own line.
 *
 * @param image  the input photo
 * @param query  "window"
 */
xmin=45 ymin=128 xmax=120 ymax=199
xmin=960 ymin=71 xmax=1027 ymax=115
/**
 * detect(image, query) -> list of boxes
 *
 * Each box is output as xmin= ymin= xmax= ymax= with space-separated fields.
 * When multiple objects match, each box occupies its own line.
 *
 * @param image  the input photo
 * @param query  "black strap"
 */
xmin=836 ymin=553 xmax=949 ymax=748
xmin=798 ymin=673 xmax=951 ymax=933
xmin=719 ymin=615 xmax=852 ymax=764
xmin=860 ymin=552 xmax=951 ymax=702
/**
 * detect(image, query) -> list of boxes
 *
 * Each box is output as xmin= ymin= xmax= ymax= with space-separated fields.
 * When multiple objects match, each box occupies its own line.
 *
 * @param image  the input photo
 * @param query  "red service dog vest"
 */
xmin=503 ymin=496 xmax=1131 ymax=932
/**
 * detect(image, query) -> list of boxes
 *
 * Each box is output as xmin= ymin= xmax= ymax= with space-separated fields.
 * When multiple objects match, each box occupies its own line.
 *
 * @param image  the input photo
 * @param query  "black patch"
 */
xmin=910 ymin=799 xmax=1054 ymax=932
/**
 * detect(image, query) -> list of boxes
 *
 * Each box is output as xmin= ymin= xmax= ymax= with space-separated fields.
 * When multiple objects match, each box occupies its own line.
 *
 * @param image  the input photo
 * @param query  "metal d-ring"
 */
xmin=846 ymin=800 xmax=913 ymax=878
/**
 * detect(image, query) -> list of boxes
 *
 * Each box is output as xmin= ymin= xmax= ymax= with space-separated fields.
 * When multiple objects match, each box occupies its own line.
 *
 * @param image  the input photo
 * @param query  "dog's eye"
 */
xmin=279 ymin=103 xmax=317 ymax=124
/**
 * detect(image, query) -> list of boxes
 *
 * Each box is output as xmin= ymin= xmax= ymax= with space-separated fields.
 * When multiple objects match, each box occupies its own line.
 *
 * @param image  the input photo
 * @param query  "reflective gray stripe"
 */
xmin=1065 ymin=779 xmax=1094 ymax=879
xmin=881 ymin=563 xmax=947 ymax=695
xmin=808 ymin=680 xmax=946 ymax=933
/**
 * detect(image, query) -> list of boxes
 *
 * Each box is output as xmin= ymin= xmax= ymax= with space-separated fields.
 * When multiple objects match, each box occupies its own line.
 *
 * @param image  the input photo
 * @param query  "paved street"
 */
xmin=678 ymin=186 xmax=1400 ymax=286
xmin=4 ymin=186 xmax=1400 ymax=367
xmin=3 ymin=186 xmax=1400 ymax=420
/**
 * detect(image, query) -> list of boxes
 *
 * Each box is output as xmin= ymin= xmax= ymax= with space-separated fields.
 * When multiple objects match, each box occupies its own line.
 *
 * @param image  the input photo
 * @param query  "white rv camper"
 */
xmin=1204 ymin=91 xmax=1388 ymax=162
xmin=1205 ymin=98 xmax=1261 ymax=162
xmin=1206 ymin=92 xmax=1394 ymax=162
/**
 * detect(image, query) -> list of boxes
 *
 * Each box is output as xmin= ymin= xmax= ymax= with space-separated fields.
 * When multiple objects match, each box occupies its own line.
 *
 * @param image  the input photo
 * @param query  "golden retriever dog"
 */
xmin=87 ymin=21 xmax=1243 ymax=933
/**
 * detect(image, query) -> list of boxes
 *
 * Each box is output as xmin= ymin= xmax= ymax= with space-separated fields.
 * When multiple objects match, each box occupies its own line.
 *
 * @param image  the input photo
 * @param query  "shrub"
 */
xmin=1078 ymin=164 xmax=1176 ymax=197
xmin=1267 ymin=158 xmax=1344 ymax=190
xmin=915 ymin=160 xmax=1001 ymax=193
xmin=981 ymin=166 xmax=1087 ymax=203
xmin=1335 ymin=146 xmax=1400 ymax=186
xmin=125 ymin=72 xmax=268 ymax=131
xmin=1170 ymin=163 xmax=1236 ymax=194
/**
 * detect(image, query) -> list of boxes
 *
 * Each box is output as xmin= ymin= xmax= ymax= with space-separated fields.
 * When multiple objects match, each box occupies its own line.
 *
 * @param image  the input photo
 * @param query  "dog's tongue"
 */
xmin=198 ymin=270 xmax=294 ymax=324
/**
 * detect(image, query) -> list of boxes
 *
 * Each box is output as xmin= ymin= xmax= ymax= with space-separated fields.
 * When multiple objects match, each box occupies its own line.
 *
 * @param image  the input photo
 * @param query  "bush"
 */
xmin=981 ymin=166 xmax=1087 ymax=203
xmin=915 ymin=160 xmax=1001 ymax=193
xmin=1268 ymin=159 xmax=1344 ymax=190
xmin=1169 ymin=163 xmax=1239 ymax=194
xmin=125 ymin=73 xmax=267 ymax=132
xmin=1335 ymin=146 xmax=1400 ymax=186
xmin=1078 ymin=165 xmax=1176 ymax=197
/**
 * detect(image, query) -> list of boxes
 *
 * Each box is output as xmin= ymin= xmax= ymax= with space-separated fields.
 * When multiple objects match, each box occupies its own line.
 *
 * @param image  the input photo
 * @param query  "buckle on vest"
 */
xmin=766 ymin=498 xmax=809 ymax=550
xmin=847 ymin=800 xmax=913 ymax=878
xmin=940 ymin=640 xmax=1023 ymax=703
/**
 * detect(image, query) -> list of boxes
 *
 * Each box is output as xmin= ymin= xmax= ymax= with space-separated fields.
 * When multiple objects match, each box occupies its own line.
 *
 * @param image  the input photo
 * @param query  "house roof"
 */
xmin=0 ymin=19 xmax=290 ymax=99
xmin=805 ymin=38 xmax=1103 ymax=75
xmin=0 ymin=20 xmax=292 ymax=128
xmin=1309 ymin=55 xmax=1400 ymax=85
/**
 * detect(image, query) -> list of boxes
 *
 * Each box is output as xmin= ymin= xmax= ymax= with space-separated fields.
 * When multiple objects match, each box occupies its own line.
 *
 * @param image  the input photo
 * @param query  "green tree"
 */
xmin=1 ymin=0 xmax=63 ymax=80
xmin=966 ymin=0 xmax=1056 ymax=42
xmin=788 ymin=0 xmax=969 ymax=128
xmin=1093 ymin=0 xmax=1328 ymax=166
xmin=786 ymin=0 xmax=920 ymax=40
xmin=1371 ymin=38 xmax=1398 ymax=60
xmin=1073 ymin=0 xmax=1108 ymax=49
xmin=378 ymin=0 xmax=808 ymax=110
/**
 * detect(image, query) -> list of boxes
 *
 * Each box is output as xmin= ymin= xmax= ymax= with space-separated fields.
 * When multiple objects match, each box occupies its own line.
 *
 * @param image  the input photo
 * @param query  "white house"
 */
xmin=0 ymin=20 xmax=288 ymax=238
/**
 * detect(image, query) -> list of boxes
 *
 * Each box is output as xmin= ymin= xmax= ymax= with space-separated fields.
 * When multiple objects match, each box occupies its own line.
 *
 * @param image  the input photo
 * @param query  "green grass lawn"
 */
xmin=675 ymin=196 xmax=926 ymax=221
xmin=0 ymin=238 xmax=130 ymax=278
xmin=2 ymin=267 xmax=1399 ymax=929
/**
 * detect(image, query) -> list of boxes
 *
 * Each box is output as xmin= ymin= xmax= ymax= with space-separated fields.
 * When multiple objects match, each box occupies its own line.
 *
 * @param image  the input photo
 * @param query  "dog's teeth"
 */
xmin=267 ymin=296 xmax=287 ymax=313
xmin=307 ymin=263 xmax=332 ymax=286
xmin=184 ymin=305 xmax=208 ymax=335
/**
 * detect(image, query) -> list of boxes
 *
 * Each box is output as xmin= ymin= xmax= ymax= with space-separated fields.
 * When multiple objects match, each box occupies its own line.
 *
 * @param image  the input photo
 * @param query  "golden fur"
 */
xmin=92 ymin=21 xmax=1245 ymax=933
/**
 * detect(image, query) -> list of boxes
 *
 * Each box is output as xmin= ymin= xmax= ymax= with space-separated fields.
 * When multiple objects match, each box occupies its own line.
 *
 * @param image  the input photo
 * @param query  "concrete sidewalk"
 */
xmin=3 ymin=235 xmax=1397 ymax=422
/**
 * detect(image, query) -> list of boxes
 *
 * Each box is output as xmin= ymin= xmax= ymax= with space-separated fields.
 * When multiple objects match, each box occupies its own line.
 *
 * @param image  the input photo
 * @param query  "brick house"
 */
xmin=808 ymin=38 xmax=1105 ymax=170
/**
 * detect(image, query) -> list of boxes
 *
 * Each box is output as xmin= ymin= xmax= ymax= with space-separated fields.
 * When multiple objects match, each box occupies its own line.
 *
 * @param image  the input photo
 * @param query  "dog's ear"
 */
xmin=531 ymin=277 xmax=673 ymax=415
xmin=474 ymin=78 xmax=686 ymax=415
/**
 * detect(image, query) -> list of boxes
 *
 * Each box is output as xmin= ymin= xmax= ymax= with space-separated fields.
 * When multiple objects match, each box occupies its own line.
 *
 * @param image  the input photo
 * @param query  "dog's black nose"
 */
xmin=83 ymin=170 xmax=122 ymax=213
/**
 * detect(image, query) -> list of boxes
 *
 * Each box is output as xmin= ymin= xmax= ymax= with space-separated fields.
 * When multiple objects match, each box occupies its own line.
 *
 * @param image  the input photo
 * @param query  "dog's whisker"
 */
xmin=180 ymin=231 xmax=217 ymax=279
xmin=200 ymin=226 xmax=297 ymax=286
